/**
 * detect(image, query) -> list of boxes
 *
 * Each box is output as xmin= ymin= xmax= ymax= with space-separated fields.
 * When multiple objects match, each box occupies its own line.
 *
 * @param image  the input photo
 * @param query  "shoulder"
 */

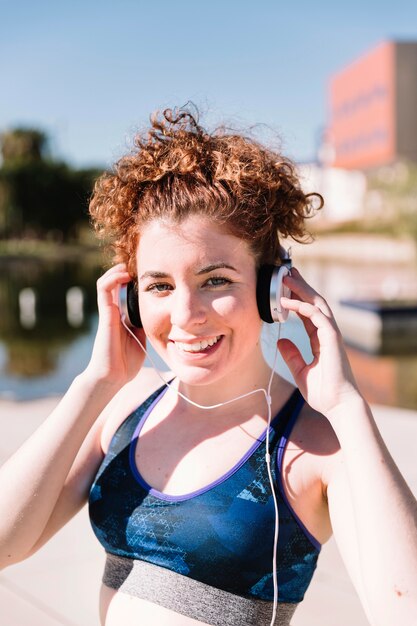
xmin=291 ymin=401 xmax=340 ymax=460
xmin=279 ymin=397 xmax=342 ymax=544
xmin=272 ymin=379 xmax=340 ymax=461
xmin=290 ymin=400 xmax=342 ymax=491
xmin=99 ymin=367 xmax=171 ymax=454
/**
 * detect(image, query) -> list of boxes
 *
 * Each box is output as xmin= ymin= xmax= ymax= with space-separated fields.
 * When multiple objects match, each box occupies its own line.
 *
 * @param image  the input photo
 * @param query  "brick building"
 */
xmin=328 ymin=41 xmax=417 ymax=170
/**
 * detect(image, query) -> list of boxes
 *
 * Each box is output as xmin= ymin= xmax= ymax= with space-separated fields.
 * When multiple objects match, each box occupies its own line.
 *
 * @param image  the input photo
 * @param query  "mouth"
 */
xmin=171 ymin=335 xmax=223 ymax=355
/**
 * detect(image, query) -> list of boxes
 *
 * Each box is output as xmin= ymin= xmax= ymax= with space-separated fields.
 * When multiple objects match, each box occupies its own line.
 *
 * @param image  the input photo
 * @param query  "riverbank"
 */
xmin=290 ymin=231 xmax=416 ymax=265
xmin=0 ymin=396 xmax=416 ymax=625
xmin=1 ymin=231 xmax=416 ymax=265
xmin=0 ymin=238 xmax=103 ymax=264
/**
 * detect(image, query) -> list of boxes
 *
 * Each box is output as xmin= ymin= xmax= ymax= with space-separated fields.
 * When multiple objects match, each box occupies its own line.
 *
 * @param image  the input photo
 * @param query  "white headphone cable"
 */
xmin=121 ymin=317 xmax=281 ymax=625
xmin=265 ymin=322 xmax=281 ymax=626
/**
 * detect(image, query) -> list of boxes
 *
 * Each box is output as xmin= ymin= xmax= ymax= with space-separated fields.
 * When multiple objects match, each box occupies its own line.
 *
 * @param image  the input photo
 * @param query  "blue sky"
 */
xmin=2 ymin=0 xmax=417 ymax=169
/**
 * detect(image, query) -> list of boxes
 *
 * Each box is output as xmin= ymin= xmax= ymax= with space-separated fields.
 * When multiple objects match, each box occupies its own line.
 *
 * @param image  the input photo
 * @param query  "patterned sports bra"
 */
xmin=89 ymin=384 xmax=321 ymax=624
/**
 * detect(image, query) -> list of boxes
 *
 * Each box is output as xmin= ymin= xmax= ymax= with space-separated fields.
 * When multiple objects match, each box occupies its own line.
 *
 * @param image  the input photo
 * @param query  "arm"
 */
xmin=0 ymin=374 xmax=118 ymax=567
xmin=0 ymin=264 xmax=146 ymax=568
xmin=279 ymin=268 xmax=417 ymax=626
xmin=326 ymin=397 xmax=417 ymax=625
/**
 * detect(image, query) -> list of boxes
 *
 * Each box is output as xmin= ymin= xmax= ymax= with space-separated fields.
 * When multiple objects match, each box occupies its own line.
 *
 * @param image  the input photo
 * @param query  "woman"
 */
xmin=0 ymin=108 xmax=416 ymax=626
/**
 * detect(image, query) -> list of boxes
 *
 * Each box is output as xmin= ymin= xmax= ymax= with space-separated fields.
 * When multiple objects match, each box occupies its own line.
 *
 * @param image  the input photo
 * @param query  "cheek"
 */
xmin=139 ymin=297 xmax=167 ymax=338
xmin=211 ymin=292 xmax=261 ymax=329
xmin=210 ymin=294 xmax=241 ymax=318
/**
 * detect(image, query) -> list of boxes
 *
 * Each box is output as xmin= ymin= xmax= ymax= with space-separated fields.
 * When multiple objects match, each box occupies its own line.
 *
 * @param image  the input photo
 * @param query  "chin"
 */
xmin=165 ymin=360 xmax=226 ymax=387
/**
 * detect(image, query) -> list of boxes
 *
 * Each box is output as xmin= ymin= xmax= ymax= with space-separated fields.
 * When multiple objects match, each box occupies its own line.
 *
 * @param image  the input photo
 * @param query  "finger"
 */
xmin=99 ymin=263 xmax=129 ymax=278
xmin=281 ymin=296 xmax=337 ymax=336
xmin=284 ymin=268 xmax=333 ymax=318
xmin=97 ymin=266 xmax=131 ymax=291
xmin=97 ymin=269 xmax=131 ymax=311
xmin=297 ymin=312 xmax=321 ymax=354
xmin=282 ymin=297 xmax=342 ymax=360
xmin=294 ymin=308 xmax=316 ymax=337
xmin=277 ymin=338 xmax=307 ymax=381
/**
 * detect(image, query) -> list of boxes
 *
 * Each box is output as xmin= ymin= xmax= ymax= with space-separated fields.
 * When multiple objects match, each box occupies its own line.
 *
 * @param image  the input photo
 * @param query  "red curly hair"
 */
xmin=89 ymin=107 xmax=322 ymax=277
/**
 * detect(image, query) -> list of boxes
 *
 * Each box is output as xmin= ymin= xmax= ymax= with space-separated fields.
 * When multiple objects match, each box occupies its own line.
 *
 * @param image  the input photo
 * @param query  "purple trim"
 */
xmin=276 ymin=395 xmax=322 ymax=552
xmin=129 ymin=385 xmax=170 ymax=495
xmin=129 ymin=386 xmax=286 ymax=503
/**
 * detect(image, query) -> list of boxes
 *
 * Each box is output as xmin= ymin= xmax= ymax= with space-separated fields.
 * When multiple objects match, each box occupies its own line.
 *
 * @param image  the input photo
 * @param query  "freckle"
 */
xmin=394 ymin=586 xmax=407 ymax=597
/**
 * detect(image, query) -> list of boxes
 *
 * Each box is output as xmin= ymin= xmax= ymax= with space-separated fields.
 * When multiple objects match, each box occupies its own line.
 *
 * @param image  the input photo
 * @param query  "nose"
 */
xmin=170 ymin=286 xmax=207 ymax=330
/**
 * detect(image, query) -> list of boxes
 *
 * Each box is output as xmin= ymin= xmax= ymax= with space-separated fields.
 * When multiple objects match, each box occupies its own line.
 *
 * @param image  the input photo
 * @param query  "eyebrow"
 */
xmin=196 ymin=262 xmax=238 ymax=275
xmin=139 ymin=271 xmax=170 ymax=281
xmin=139 ymin=262 xmax=238 ymax=281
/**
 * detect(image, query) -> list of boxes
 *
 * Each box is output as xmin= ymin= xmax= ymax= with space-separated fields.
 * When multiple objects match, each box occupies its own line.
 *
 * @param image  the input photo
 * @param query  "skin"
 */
xmin=0 ymin=215 xmax=416 ymax=626
xmin=137 ymin=217 xmax=275 ymax=402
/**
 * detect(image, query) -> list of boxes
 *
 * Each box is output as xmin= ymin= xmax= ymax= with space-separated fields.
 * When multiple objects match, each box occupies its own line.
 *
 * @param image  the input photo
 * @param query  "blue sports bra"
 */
xmin=89 ymin=384 xmax=321 ymax=605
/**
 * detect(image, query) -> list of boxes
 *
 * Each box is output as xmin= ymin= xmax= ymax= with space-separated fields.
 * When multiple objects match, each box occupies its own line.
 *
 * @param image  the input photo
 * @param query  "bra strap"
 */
xmin=276 ymin=390 xmax=305 ymax=471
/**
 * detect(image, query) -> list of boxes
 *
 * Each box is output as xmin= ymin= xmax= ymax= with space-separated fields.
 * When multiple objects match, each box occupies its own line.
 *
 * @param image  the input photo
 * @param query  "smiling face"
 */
xmin=136 ymin=215 xmax=265 ymax=389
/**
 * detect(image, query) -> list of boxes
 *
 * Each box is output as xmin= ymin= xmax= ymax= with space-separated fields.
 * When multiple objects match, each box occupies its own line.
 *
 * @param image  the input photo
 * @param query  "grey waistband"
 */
xmin=102 ymin=553 xmax=298 ymax=626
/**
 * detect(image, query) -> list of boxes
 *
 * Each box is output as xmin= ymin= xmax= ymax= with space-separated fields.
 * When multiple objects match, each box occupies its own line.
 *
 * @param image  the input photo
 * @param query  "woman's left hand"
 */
xmin=278 ymin=267 xmax=361 ymax=417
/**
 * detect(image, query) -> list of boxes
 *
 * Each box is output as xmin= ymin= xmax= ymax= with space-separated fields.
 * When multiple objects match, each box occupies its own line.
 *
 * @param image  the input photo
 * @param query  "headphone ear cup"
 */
xmin=119 ymin=282 xmax=142 ymax=328
xmin=256 ymin=265 xmax=275 ymax=323
xmin=256 ymin=265 xmax=291 ymax=323
xmin=126 ymin=282 xmax=142 ymax=328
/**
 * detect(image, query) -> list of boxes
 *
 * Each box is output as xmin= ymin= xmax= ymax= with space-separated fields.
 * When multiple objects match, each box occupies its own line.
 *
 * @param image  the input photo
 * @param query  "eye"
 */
xmin=146 ymin=282 xmax=172 ymax=293
xmin=205 ymin=276 xmax=232 ymax=288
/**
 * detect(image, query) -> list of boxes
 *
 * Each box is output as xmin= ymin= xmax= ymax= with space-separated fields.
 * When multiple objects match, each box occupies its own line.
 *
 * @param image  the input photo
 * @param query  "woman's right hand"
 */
xmin=83 ymin=264 xmax=147 ymax=387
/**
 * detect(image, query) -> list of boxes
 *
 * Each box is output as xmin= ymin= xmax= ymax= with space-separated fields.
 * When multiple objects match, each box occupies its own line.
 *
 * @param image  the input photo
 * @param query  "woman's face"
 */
xmin=136 ymin=215 xmax=264 ymax=387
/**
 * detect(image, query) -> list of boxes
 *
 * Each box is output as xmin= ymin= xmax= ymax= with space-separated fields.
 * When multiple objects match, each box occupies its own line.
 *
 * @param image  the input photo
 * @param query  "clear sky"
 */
xmin=2 ymin=0 xmax=417 ymax=169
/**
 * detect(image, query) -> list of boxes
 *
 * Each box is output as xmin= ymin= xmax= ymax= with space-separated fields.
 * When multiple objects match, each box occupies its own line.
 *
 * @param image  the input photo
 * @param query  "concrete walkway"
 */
xmin=0 ymin=397 xmax=416 ymax=626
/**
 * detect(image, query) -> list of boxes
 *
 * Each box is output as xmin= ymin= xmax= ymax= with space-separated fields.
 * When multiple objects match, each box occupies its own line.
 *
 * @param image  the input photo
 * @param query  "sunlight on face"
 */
xmin=136 ymin=215 xmax=263 ymax=386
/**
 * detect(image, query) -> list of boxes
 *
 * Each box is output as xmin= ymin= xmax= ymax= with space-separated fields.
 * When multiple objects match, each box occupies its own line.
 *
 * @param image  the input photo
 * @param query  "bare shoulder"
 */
xmin=291 ymin=401 xmax=343 ymax=488
xmin=280 ymin=398 xmax=342 ymax=544
xmin=274 ymin=379 xmax=340 ymax=463
xmin=100 ymin=368 xmax=171 ymax=454
xmin=292 ymin=402 xmax=340 ymax=460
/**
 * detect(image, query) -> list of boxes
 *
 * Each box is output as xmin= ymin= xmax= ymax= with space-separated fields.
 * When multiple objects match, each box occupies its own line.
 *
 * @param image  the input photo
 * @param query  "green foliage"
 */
xmin=1 ymin=128 xmax=48 ymax=165
xmin=365 ymin=161 xmax=417 ymax=242
xmin=312 ymin=161 xmax=417 ymax=245
xmin=0 ymin=128 xmax=101 ymax=241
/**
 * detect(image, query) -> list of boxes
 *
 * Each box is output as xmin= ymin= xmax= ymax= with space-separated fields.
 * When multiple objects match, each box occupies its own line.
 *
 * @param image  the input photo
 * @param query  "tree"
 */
xmin=0 ymin=128 xmax=100 ymax=240
xmin=1 ymin=128 xmax=48 ymax=166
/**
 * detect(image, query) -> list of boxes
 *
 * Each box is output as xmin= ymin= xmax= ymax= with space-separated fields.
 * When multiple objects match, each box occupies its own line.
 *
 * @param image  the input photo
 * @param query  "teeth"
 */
xmin=175 ymin=336 xmax=221 ymax=353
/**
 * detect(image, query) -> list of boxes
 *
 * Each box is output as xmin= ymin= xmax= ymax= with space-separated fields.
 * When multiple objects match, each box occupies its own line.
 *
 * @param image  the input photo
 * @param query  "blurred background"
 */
xmin=1 ymin=4 xmax=417 ymax=625
xmin=1 ymin=0 xmax=417 ymax=405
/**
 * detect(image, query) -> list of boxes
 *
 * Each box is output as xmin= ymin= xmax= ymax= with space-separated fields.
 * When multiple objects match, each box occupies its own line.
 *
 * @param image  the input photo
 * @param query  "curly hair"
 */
xmin=89 ymin=106 xmax=322 ymax=277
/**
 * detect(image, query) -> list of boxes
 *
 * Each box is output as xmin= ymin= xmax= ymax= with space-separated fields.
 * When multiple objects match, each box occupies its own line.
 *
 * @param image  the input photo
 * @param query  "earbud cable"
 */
xmin=121 ymin=317 xmax=281 ymax=625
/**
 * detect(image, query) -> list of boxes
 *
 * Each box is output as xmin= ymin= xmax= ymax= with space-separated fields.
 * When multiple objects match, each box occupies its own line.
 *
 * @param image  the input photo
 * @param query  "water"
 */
xmin=0 ymin=258 xmax=99 ymax=399
xmin=1 ymin=256 xmax=417 ymax=410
